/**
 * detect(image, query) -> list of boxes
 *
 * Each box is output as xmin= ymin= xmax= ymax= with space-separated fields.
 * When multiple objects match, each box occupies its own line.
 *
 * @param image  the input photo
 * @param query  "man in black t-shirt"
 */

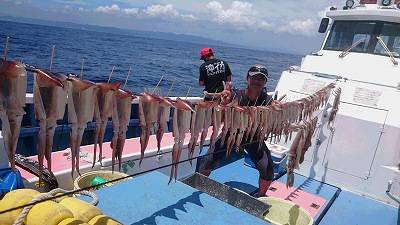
xmin=199 ymin=48 xmax=232 ymax=100
xmin=199 ymin=64 xmax=280 ymax=197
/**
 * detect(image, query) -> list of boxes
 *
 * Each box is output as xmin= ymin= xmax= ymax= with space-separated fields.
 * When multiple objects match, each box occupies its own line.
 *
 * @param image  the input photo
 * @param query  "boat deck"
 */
xmin=206 ymin=154 xmax=399 ymax=225
xmin=81 ymin=171 xmax=269 ymax=225
xmin=319 ymin=190 xmax=398 ymax=225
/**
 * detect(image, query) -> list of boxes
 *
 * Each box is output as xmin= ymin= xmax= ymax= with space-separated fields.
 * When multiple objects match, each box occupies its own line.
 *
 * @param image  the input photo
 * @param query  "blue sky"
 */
xmin=0 ymin=0 xmax=344 ymax=54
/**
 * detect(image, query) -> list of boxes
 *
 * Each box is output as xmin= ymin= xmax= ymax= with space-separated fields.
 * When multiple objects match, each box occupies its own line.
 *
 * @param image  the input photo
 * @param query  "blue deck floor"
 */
xmin=208 ymin=157 xmax=399 ymax=225
xmin=209 ymin=158 xmax=261 ymax=194
xmin=319 ymin=190 xmax=399 ymax=225
xmin=86 ymin=171 xmax=269 ymax=225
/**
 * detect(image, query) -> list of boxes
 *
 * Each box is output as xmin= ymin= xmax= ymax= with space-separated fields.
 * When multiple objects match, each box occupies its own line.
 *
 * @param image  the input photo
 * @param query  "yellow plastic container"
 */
xmin=258 ymin=197 xmax=313 ymax=225
xmin=25 ymin=200 xmax=73 ymax=225
xmin=58 ymin=218 xmax=89 ymax=225
xmin=74 ymin=171 xmax=130 ymax=190
xmin=0 ymin=189 xmax=40 ymax=222
xmin=59 ymin=197 xmax=102 ymax=222
xmin=88 ymin=215 xmax=122 ymax=225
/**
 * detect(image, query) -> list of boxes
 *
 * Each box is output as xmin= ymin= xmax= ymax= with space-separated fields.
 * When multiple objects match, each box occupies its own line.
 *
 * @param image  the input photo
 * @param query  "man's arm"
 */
xmin=220 ymin=81 xmax=233 ymax=105
xmin=224 ymin=61 xmax=232 ymax=82
xmin=199 ymin=65 xmax=206 ymax=87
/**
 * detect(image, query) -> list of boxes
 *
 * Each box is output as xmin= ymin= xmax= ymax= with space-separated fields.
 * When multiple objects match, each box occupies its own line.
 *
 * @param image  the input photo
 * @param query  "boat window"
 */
xmin=324 ymin=21 xmax=400 ymax=58
xmin=324 ymin=21 xmax=375 ymax=53
xmin=373 ymin=23 xmax=400 ymax=58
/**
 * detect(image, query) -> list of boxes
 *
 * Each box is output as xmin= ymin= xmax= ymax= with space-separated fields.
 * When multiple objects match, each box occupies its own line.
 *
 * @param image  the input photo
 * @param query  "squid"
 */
xmin=187 ymin=100 xmax=216 ymax=165
xmin=248 ymin=106 xmax=261 ymax=142
xmin=187 ymin=104 xmax=205 ymax=165
xmin=110 ymin=88 xmax=136 ymax=172
xmin=155 ymin=96 xmax=174 ymax=154
xmin=169 ymin=98 xmax=194 ymax=184
xmin=33 ymin=69 xmax=67 ymax=183
xmin=92 ymin=82 xmax=121 ymax=167
xmin=226 ymin=105 xmax=245 ymax=157
xmin=299 ymin=117 xmax=318 ymax=164
xmin=67 ymin=76 xmax=97 ymax=176
xmin=328 ymin=88 xmax=341 ymax=127
xmin=234 ymin=106 xmax=251 ymax=152
xmin=0 ymin=59 xmax=27 ymax=171
xmin=219 ymin=104 xmax=232 ymax=148
xmin=138 ymin=92 xmax=160 ymax=166
xmin=208 ymin=105 xmax=222 ymax=156
xmin=286 ymin=127 xmax=304 ymax=188
xmin=257 ymin=106 xmax=270 ymax=150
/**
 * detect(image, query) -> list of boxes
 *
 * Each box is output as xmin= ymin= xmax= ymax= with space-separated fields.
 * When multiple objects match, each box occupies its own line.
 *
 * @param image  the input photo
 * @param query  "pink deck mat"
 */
xmin=18 ymin=127 xmax=215 ymax=180
xmin=266 ymin=181 xmax=327 ymax=218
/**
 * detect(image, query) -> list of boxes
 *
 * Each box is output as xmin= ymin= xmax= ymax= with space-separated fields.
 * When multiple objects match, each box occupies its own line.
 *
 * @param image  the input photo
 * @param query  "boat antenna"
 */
xmin=80 ymin=58 xmax=85 ymax=80
xmin=3 ymin=37 xmax=9 ymax=61
xmin=107 ymin=65 xmax=115 ymax=83
xmin=123 ymin=66 xmax=131 ymax=88
xmin=152 ymin=75 xmax=164 ymax=95
xmin=166 ymin=77 xmax=176 ymax=97
xmin=185 ymin=87 xmax=191 ymax=100
xmin=49 ymin=45 xmax=55 ymax=71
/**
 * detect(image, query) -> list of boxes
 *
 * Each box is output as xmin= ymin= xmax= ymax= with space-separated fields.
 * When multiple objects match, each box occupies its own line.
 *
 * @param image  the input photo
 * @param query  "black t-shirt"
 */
xmin=234 ymin=89 xmax=273 ymax=106
xmin=199 ymin=58 xmax=232 ymax=93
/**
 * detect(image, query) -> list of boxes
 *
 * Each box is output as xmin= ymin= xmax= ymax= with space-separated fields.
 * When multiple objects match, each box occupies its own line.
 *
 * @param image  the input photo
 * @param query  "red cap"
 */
xmin=200 ymin=48 xmax=214 ymax=60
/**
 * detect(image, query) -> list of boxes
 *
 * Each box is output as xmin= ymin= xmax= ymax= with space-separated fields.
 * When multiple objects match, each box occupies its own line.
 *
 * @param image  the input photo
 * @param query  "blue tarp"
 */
xmin=0 ymin=168 xmax=24 ymax=197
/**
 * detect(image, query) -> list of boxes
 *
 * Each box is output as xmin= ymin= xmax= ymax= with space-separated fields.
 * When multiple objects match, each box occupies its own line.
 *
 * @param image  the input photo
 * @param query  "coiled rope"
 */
xmin=12 ymin=188 xmax=98 ymax=225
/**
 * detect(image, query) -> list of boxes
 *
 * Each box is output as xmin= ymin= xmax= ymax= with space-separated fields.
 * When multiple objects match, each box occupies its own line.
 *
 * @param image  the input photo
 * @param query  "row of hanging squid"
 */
xmin=139 ymin=82 xmax=341 ymax=184
xmin=1 ymin=50 xmax=342 ymax=186
xmin=0 ymin=55 xmax=136 ymax=185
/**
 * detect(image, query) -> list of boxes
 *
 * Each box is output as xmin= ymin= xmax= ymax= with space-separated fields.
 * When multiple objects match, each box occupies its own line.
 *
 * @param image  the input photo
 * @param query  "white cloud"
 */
xmin=143 ymin=4 xmax=198 ymax=21
xmin=181 ymin=14 xmax=197 ymax=21
xmin=93 ymin=3 xmax=195 ymax=20
xmin=123 ymin=8 xmax=139 ymax=16
xmin=144 ymin=4 xmax=179 ymax=18
xmin=205 ymin=1 xmax=272 ymax=30
xmin=278 ymin=19 xmax=318 ymax=36
xmin=78 ymin=7 xmax=90 ymax=12
xmin=95 ymin=4 xmax=121 ymax=14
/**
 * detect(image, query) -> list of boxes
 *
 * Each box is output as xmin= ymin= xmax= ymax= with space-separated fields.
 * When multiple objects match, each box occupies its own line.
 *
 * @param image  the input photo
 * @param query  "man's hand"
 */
xmin=220 ymin=81 xmax=232 ymax=105
xmin=270 ymin=94 xmax=286 ymax=106
xmin=271 ymin=100 xmax=281 ymax=106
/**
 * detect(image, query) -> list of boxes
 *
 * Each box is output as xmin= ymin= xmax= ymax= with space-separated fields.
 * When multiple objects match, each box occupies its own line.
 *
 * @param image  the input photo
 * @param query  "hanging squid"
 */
xmin=92 ymin=82 xmax=120 ymax=167
xmin=138 ymin=92 xmax=160 ymax=166
xmin=169 ymin=98 xmax=194 ymax=184
xmin=67 ymin=75 xmax=97 ymax=176
xmin=33 ymin=69 xmax=67 ymax=183
xmin=0 ymin=59 xmax=27 ymax=171
xmin=110 ymin=88 xmax=136 ymax=172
